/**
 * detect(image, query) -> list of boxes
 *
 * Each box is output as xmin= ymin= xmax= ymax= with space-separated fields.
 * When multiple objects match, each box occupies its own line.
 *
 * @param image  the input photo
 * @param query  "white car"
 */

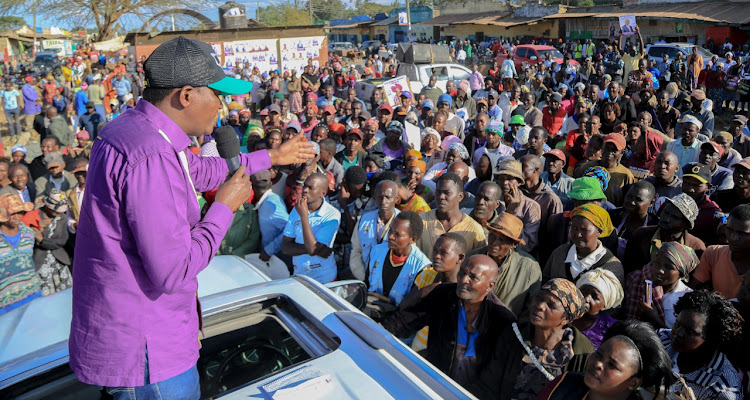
xmin=354 ymin=63 xmax=473 ymax=105
xmin=0 ymin=256 xmax=476 ymax=399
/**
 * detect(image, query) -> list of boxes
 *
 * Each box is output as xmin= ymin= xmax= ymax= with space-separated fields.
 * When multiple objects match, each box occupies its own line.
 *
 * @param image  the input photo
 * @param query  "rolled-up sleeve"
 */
xmin=124 ymin=150 xmax=233 ymax=295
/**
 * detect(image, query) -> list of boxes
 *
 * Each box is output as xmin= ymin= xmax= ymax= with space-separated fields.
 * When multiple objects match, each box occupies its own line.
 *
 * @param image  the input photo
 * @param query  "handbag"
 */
xmin=738 ymin=79 xmax=750 ymax=96
xmin=725 ymin=76 xmax=739 ymax=91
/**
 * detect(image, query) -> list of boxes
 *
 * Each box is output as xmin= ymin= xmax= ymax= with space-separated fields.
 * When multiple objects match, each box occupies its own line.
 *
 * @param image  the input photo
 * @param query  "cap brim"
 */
xmin=683 ymin=173 xmax=708 ymax=184
xmin=208 ymin=76 xmax=253 ymax=96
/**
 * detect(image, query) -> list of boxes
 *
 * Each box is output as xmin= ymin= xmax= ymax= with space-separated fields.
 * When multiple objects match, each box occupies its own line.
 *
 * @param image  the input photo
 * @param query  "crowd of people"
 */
xmin=1 ymin=30 xmax=750 ymax=399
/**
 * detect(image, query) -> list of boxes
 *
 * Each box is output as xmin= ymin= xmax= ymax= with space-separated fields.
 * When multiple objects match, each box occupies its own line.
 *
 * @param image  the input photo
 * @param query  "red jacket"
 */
xmin=543 ymin=106 xmax=567 ymax=137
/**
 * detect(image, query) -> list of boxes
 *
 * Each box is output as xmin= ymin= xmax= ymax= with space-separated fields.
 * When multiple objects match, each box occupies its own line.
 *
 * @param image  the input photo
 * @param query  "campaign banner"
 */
xmin=398 ymin=12 xmax=408 ymax=26
xmin=619 ymin=15 xmax=637 ymax=36
xmin=381 ymin=75 xmax=412 ymax=107
xmin=280 ymin=36 xmax=323 ymax=73
xmin=223 ymin=39 xmax=279 ymax=73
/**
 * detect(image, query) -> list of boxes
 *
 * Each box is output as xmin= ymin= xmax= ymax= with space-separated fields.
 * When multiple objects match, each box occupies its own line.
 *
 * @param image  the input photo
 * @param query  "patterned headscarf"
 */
xmin=406 ymin=149 xmax=423 ymax=160
xmin=569 ymin=203 xmax=614 ymax=238
xmin=576 ymin=268 xmax=624 ymax=310
xmin=448 ymin=143 xmax=470 ymax=160
xmin=583 ymin=166 xmax=611 ymax=191
xmin=656 ymin=242 xmax=699 ymax=283
xmin=541 ymin=278 xmax=586 ymax=321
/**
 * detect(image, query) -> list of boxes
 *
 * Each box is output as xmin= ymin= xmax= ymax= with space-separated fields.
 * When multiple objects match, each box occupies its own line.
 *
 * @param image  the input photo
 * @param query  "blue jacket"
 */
xmin=357 ymin=209 xmax=399 ymax=268
xmin=74 ymin=90 xmax=89 ymax=115
xmin=368 ymin=242 xmax=431 ymax=306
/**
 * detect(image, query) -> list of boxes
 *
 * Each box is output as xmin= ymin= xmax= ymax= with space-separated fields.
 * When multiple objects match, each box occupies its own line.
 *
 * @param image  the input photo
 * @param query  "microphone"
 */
xmin=214 ymin=126 xmax=241 ymax=175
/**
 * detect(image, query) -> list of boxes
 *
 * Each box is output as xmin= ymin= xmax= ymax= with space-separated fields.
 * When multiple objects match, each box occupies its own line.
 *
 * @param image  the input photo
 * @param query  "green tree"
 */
xmin=258 ymin=1 xmax=312 ymax=26
xmin=354 ymin=0 xmax=392 ymax=17
xmin=0 ymin=16 xmax=25 ymax=30
xmin=0 ymin=0 xmax=208 ymax=41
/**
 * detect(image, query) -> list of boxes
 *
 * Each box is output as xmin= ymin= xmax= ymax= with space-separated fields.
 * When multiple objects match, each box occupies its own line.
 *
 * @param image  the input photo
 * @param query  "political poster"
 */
xmin=223 ymin=39 xmax=279 ymax=73
xmin=619 ymin=15 xmax=637 ymax=36
xmin=280 ymin=36 xmax=324 ymax=73
xmin=381 ymin=75 xmax=412 ymax=107
xmin=398 ymin=12 xmax=408 ymax=26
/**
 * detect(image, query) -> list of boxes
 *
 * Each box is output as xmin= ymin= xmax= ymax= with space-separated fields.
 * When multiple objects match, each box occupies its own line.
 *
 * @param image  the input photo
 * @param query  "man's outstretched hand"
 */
xmin=268 ymin=133 xmax=317 ymax=166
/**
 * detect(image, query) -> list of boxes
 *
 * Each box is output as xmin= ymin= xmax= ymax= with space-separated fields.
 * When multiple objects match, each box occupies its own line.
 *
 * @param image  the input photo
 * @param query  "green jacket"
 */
xmin=218 ymin=203 xmax=260 ymax=257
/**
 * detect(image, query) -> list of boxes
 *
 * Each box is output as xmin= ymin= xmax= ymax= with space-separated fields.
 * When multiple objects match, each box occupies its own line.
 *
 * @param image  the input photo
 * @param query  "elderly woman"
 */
xmin=423 ymin=142 xmax=476 ymax=182
xmin=572 ymin=268 xmax=624 ymax=348
xmin=543 ymin=204 xmax=625 ymax=286
xmin=477 ymin=278 xmax=594 ymax=400
xmin=539 ymin=320 xmax=674 ymax=400
xmin=27 ymin=188 xmax=71 ymax=296
xmin=0 ymin=193 xmax=38 ymax=315
xmin=421 ymin=127 xmax=443 ymax=167
xmin=658 ymin=291 xmax=744 ymax=399
xmin=625 ymin=242 xmax=697 ymax=329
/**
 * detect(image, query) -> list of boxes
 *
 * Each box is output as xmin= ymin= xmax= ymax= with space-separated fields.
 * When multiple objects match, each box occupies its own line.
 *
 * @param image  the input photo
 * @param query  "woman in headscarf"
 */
xmin=286 ymin=69 xmax=303 ymax=115
xmin=623 ymin=122 xmax=663 ymax=180
xmin=543 ymin=203 xmax=625 ymax=286
xmin=28 ymin=189 xmax=72 ymax=296
xmin=423 ymin=142 xmax=476 ymax=182
xmin=0 ymin=193 xmax=38 ymax=315
xmin=625 ymin=241 xmax=697 ymax=329
xmin=539 ymin=320 xmax=674 ymax=400
xmin=402 ymin=158 xmax=433 ymax=205
xmin=421 ymin=127 xmax=443 ymax=167
xmin=476 ymin=278 xmax=594 ymax=400
xmin=572 ymin=268 xmax=624 ymax=348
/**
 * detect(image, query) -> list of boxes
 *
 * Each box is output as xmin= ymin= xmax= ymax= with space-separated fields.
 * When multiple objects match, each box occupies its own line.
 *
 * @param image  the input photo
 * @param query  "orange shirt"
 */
xmin=693 ymin=245 xmax=744 ymax=299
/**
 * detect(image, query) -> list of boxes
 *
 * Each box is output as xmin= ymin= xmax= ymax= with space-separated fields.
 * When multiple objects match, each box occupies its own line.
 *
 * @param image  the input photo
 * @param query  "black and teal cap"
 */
xmin=143 ymin=36 xmax=253 ymax=96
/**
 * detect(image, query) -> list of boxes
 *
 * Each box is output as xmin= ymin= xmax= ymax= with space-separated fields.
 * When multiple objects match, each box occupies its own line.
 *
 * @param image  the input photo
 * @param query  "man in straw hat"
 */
xmin=69 ymin=36 xmax=316 ymax=397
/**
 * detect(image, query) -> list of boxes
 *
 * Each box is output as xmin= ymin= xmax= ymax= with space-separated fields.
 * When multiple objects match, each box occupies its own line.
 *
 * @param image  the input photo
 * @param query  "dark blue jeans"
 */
xmin=105 ymin=352 xmax=200 ymax=400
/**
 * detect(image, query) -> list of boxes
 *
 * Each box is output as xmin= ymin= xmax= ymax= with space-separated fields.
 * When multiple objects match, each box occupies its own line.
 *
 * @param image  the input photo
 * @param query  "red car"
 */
xmin=496 ymin=45 xmax=579 ymax=71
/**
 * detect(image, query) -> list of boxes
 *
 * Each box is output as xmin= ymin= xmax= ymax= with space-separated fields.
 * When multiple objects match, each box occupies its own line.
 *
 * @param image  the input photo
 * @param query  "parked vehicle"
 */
xmin=496 ymin=45 xmax=580 ymax=72
xmin=329 ymin=42 xmax=355 ymax=51
xmin=360 ymin=40 xmax=383 ymax=54
xmin=646 ymin=43 xmax=720 ymax=69
xmin=0 ymin=256 xmax=476 ymax=399
xmin=355 ymin=63 xmax=472 ymax=106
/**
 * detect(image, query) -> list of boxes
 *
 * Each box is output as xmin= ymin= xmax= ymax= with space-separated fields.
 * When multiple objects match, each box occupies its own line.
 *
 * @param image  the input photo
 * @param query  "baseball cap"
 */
xmin=543 ymin=149 xmax=566 ymax=163
xmin=700 ymin=141 xmax=723 ymax=157
xmin=323 ymin=104 xmax=336 ymax=115
xmin=268 ymin=104 xmax=281 ymax=114
xmin=286 ymin=120 xmax=302 ymax=133
xmin=488 ymin=89 xmax=499 ymax=99
xmin=568 ymin=177 xmax=606 ymax=201
xmin=347 ymin=128 xmax=363 ymax=140
xmin=732 ymin=156 xmax=750 ymax=171
xmin=44 ymin=152 xmax=64 ymax=168
xmin=11 ymin=145 xmax=27 ymax=155
xmin=550 ymin=92 xmax=563 ymax=103
xmin=394 ymin=106 xmax=407 ymax=116
xmin=604 ymin=133 xmax=627 ymax=151
xmin=85 ymin=101 xmax=95 ymax=108
xmin=682 ymin=163 xmax=710 ymax=184
xmin=358 ymin=110 xmax=372 ymax=120
xmin=421 ymin=100 xmax=434 ymax=110
xmin=400 ymin=91 xmax=412 ymax=99
xmin=733 ymin=115 xmax=748 ymax=125
xmin=76 ymin=130 xmax=90 ymax=140
xmin=386 ymin=120 xmax=404 ymax=132
xmin=378 ymin=104 xmax=393 ymax=114
xmin=144 ymin=36 xmax=253 ymax=96
xmin=510 ymin=114 xmax=526 ymax=126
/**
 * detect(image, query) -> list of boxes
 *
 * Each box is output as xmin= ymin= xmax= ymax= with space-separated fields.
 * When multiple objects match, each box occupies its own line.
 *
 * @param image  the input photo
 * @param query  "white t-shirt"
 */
xmin=662 ymin=280 xmax=692 ymax=329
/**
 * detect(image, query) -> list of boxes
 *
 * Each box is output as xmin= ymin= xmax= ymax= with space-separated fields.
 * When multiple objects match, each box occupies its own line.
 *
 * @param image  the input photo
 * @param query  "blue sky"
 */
xmin=28 ymin=0 xmax=396 ymax=31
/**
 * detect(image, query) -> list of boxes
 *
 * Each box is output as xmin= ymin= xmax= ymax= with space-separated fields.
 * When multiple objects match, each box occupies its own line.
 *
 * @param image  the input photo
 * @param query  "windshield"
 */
xmin=695 ymin=46 xmax=714 ymax=59
xmin=536 ymin=49 xmax=564 ymax=59
xmin=35 ymin=55 xmax=55 ymax=63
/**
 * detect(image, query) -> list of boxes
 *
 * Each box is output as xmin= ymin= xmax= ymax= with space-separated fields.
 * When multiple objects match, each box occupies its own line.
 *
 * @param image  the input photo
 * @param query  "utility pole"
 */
xmin=32 ymin=4 xmax=37 ymax=57
xmin=406 ymin=0 xmax=412 ymax=41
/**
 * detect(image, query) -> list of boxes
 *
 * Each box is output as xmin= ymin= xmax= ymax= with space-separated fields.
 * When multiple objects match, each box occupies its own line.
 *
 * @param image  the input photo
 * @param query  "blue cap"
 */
xmin=421 ymin=99 xmax=434 ymax=110
xmin=11 ymin=145 xmax=26 ymax=155
xmin=438 ymin=93 xmax=453 ymax=107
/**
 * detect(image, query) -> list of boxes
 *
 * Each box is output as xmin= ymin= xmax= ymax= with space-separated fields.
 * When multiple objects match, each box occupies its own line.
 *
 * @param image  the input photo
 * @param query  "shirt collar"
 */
xmin=136 ymin=99 xmax=191 ymax=152
xmin=564 ymin=242 xmax=607 ymax=279
xmin=254 ymin=189 xmax=274 ymax=210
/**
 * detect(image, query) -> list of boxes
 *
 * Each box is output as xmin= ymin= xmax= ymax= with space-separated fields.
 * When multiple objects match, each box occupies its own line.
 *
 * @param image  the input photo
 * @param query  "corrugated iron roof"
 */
xmin=371 ymin=16 xmax=398 ymax=26
xmin=544 ymin=1 xmax=750 ymax=25
xmin=420 ymin=11 xmax=510 ymax=26
xmin=453 ymin=15 xmax=543 ymax=27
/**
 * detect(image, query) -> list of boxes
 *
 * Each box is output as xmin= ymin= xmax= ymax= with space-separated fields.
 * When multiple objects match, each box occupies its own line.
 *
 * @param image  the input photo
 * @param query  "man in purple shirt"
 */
xmin=21 ymin=77 xmax=41 ymax=132
xmin=69 ymin=37 xmax=316 ymax=398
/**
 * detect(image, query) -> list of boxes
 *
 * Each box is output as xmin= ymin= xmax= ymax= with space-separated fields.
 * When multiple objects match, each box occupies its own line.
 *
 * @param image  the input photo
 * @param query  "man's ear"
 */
xmin=176 ymin=86 xmax=196 ymax=109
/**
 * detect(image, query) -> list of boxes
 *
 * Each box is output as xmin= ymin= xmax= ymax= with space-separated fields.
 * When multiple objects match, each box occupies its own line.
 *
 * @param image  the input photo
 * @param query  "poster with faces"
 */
xmin=280 ymin=36 xmax=324 ymax=73
xmin=223 ymin=39 xmax=279 ymax=73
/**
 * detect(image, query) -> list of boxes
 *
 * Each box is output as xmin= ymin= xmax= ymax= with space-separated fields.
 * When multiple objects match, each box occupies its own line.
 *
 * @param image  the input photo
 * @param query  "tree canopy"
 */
xmin=0 ymin=16 xmax=26 ymax=31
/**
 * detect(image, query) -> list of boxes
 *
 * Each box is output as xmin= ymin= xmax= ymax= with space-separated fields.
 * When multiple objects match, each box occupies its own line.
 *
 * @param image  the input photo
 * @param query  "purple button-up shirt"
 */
xmin=21 ymin=83 xmax=41 ymax=115
xmin=69 ymin=100 xmax=271 ymax=387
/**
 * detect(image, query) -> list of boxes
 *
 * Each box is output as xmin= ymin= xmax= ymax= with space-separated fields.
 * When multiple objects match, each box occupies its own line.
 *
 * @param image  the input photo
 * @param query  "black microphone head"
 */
xmin=214 ymin=126 xmax=240 ymax=159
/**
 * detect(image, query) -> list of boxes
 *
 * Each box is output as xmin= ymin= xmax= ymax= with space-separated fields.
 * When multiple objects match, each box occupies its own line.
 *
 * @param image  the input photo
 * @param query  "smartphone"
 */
xmin=644 ymin=279 xmax=653 ymax=306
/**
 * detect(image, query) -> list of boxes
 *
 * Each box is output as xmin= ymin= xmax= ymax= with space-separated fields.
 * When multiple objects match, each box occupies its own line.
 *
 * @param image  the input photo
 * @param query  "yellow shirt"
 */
xmin=418 ymin=210 xmax=487 ymax=260
xmin=622 ymin=53 xmax=643 ymax=80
